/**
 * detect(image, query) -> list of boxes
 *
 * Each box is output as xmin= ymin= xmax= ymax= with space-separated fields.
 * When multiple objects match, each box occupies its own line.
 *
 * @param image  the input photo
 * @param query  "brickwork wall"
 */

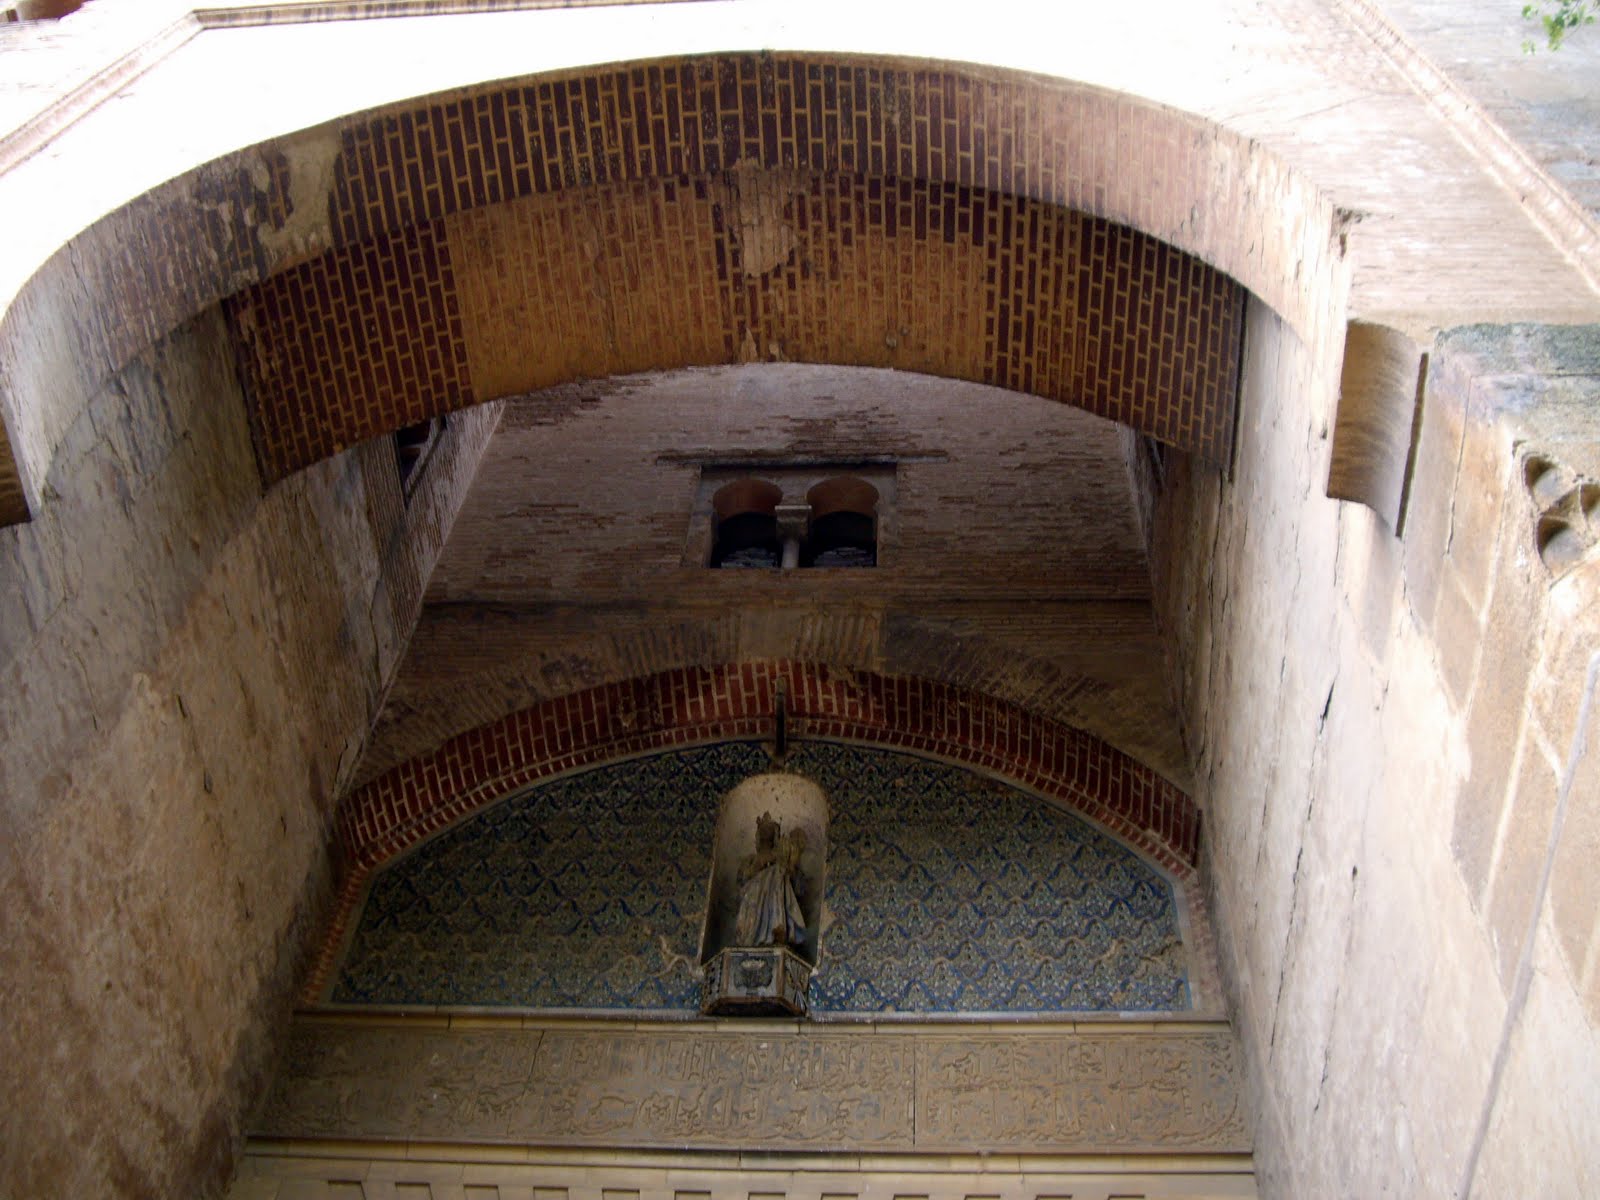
xmin=228 ymin=169 xmax=1244 ymax=478
xmin=308 ymin=54 xmax=1325 ymax=338
xmin=368 ymin=601 xmax=1188 ymax=787
xmin=311 ymin=661 xmax=1202 ymax=1002
xmin=360 ymin=365 xmax=1187 ymax=788
xmin=229 ymin=219 xmax=474 ymax=477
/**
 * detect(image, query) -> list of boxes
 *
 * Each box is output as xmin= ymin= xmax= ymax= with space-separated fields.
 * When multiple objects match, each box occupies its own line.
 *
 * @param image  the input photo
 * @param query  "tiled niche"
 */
xmin=328 ymin=741 xmax=1191 ymax=1014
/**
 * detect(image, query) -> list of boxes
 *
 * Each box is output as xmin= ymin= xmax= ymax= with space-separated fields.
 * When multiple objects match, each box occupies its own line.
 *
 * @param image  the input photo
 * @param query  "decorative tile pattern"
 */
xmin=330 ymin=743 xmax=759 ymax=1008
xmin=801 ymin=742 xmax=1187 ymax=1012
xmin=313 ymin=663 xmax=1203 ymax=1005
xmin=330 ymin=741 xmax=1187 ymax=1012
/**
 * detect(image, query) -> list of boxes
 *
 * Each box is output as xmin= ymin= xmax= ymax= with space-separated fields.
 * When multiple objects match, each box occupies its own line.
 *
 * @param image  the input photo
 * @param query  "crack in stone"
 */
xmin=1459 ymin=649 xmax=1600 ymax=1199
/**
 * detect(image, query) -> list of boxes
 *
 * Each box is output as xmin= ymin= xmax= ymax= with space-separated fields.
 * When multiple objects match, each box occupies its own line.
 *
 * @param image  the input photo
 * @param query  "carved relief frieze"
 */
xmin=530 ymin=1029 xmax=913 ymax=1146
xmin=257 ymin=1025 xmax=545 ymax=1141
xmin=256 ymin=1021 xmax=1249 ymax=1155
xmin=917 ymin=1032 xmax=1249 ymax=1152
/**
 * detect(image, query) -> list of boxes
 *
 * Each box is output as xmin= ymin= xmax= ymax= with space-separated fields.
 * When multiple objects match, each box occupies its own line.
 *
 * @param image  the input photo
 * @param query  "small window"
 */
xmin=690 ymin=467 xmax=889 ymax=570
xmin=710 ymin=479 xmax=784 ymax=568
xmin=802 ymin=476 xmax=878 ymax=568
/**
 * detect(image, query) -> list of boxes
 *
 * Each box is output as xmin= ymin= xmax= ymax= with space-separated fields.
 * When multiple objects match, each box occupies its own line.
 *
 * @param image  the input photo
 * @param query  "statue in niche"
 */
xmin=700 ymin=774 xmax=826 ymax=1016
xmin=734 ymin=813 xmax=808 ymax=949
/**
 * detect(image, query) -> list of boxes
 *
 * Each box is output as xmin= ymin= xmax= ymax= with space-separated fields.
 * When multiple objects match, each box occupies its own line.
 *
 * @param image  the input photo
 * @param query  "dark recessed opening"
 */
xmin=713 ymin=511 xmax=782 ymax=568
xmin=803 ymin=476 xmax=878 ymax=568
xmin=803 ymin=511 xmax=876 ymax=567
xmin=394 ymin=420 xmax=434 ymax=482
xmin=711 ymin=478 xmax=784 ymax=568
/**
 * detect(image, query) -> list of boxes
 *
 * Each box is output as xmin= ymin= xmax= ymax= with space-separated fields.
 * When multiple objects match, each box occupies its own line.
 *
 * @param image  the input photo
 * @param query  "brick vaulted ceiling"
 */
xmin=0 ymin=51 xmax=1248 ymax=830
xmin=203 ymin=54 xmax=1233 ymax=811
xmin=219 ymin=54 xmax=1245 ymax=481
xmin=0 ymin=50 xmax=1312 ymax=530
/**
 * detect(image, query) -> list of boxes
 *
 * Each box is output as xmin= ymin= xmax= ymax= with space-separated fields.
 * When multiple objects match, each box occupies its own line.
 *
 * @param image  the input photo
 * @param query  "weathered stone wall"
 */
xmin=1154 ymin=300 xmax=1600 ymax=1195
xmin=0 ymin=307 xmax=494 ymax=1199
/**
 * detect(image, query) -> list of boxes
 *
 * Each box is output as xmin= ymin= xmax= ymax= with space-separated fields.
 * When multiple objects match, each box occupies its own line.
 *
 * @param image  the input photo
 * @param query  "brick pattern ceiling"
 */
xmin=1 ymin=51 xmax=1298 ymax=530
xmin=224 ymin=55 xmax=1245 ymax=480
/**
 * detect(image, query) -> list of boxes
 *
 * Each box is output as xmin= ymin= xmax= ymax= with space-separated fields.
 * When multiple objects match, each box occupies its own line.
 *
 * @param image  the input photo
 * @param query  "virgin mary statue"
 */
xmin=734 ymin=813 xmax=808 ymax=948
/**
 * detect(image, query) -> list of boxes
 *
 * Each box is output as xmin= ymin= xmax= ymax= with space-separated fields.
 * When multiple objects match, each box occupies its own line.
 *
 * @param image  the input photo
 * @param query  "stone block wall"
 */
xmin=1154 ymin=300 xmax=1600 ymax=1194
xmin=0 ymin=307 xmax=494 ymax=1199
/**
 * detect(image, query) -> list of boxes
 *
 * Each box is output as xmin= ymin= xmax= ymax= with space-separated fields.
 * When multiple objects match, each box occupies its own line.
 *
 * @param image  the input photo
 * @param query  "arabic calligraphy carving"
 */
xmin=257 ymin=1023 xmax=1248 ymax=1154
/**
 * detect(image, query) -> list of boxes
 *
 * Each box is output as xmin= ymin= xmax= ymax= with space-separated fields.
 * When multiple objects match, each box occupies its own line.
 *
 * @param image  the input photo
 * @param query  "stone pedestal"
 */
xmin=701 ymin=946 xmax=810 ymax=1017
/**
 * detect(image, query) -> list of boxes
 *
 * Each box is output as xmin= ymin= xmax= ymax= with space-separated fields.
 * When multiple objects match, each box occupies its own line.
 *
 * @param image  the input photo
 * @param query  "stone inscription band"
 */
xmin=257 ymin=1021 xmax=1250 ymax=1155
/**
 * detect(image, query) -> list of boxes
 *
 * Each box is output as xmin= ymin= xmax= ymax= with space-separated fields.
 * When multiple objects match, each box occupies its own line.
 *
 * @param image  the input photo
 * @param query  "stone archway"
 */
xmin=0 ymin=52 xmax=1340 ymax=527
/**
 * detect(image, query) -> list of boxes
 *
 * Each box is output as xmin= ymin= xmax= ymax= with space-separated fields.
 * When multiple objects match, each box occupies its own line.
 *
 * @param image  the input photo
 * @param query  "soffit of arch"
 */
xmin=2 ymin=48 xmax=1272 ymax=526
xmin=334 ymin=661 xmax=1202 ymax=876
xmin=3 ymin=2 xmax=1599 ymax=528
xmin=0 ymin=0 xmax=1592 ymax=329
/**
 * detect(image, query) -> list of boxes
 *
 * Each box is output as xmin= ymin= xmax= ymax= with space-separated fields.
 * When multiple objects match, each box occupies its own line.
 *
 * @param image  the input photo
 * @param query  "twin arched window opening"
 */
xmin=710 ymin=475 xmax=879 ymax=569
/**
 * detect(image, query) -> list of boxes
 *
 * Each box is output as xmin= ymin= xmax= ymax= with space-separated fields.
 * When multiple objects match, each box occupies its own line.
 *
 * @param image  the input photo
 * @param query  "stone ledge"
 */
xmin=231 ymin=1143 xmax=1259 ymax=1200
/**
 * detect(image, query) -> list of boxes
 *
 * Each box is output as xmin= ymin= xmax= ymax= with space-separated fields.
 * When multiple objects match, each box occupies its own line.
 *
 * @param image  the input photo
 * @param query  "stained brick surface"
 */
xmin=356 ymin=365 xmax=1187 ymax=786
xmin=222 ymin=54 xmax=1244 ymax=481
xmin=6 ymin=48 xmax=1340 ymax=528
xmin=231 ymin=174 xmax=1242 ymax=479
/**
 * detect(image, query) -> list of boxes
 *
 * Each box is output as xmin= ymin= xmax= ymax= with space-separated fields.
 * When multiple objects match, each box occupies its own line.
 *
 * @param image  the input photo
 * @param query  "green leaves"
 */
xmin=1522 ymin=1 xmax=1597 ymax=52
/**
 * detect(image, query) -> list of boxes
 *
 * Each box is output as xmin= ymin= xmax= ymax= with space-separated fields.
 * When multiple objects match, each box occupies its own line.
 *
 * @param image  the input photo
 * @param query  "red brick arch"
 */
xmin=308 ymin=660 xmax=1201 ymax=1000
xmin=227 ymin=166 xmax=1245 ymax=479
xmin=0 ymin=52 xmax=1340 ymax=526
xmin=224 ymin=54 xmax=1256 ymax=477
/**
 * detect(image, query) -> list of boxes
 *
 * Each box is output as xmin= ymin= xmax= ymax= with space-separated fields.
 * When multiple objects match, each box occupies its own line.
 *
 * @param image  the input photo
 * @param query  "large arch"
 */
xmin=7 ymin=8 xmax=1600 ymax=1198
xmin=227 ymin=165 xmax=1245 ymax=479
xmin=312 ymin=660 xmax=1207 ymax=1003
xmin=0 ymin=51 xmax=1341 ymax=525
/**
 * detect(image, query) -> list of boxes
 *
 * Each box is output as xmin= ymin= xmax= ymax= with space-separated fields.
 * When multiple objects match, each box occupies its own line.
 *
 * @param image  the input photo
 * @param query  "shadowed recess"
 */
xmin=329 ymin=741 xmax=1188 ymax=1013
